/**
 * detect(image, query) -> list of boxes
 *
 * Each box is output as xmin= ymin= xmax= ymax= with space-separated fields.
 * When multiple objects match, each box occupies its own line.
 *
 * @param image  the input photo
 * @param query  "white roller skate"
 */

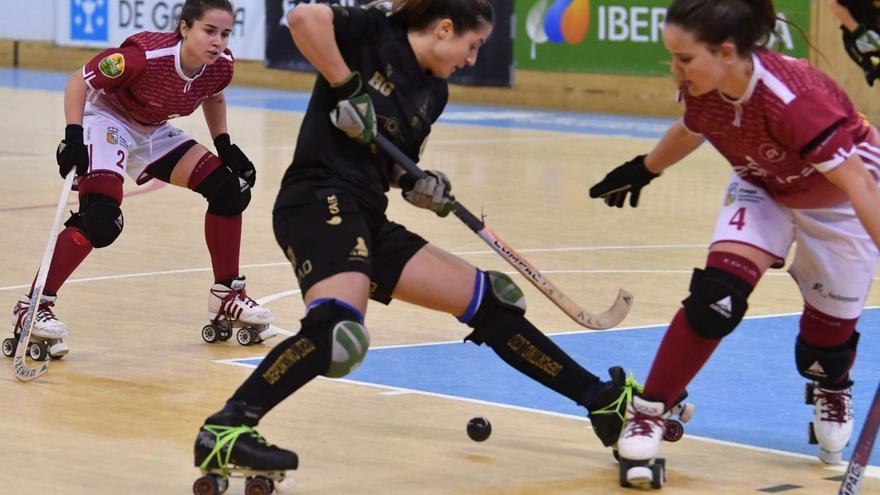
xmin=617 ymin=394 xmax=695 ymax=489
xmin=203 ymin=276 xmax=277 ymax=346
xmin=3 ymin=294 xmax=69 ymax=361
xmin=806 ymin=382 xmax=854 ymax=464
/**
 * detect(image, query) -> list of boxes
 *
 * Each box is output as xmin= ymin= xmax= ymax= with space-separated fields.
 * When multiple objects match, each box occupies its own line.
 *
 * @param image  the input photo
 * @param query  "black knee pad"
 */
xmin=795 ymin=331 xmax=859 ymax=384
xmin=196 ymin=165 xmax=252 ymax=216
xmin=681 ymin=267 xmax=753 ymax=340
xmin=297 ymin=300 xmax=369 ymax=379
xmin=464 ymin=271 xmax=527 ymax=345
xmin=64 ymin=193 xmax=123 ymax=248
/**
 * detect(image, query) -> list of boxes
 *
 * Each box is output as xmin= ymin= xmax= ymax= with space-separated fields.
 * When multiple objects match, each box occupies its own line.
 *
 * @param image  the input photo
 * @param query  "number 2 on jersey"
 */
xmin=728 ymin=207 xmax=746 ymax=230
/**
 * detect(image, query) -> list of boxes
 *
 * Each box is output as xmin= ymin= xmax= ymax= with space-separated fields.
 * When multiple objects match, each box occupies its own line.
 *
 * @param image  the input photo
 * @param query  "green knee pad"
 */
xmin=325 ymin=321 xmax=370 ymax=378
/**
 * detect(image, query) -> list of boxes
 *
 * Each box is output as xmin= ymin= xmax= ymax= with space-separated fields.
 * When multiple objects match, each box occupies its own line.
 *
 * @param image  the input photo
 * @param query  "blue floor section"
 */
xmin=0 ymin=67 xmax=673 ymax=139
xmin=234 ymin=309 xmax=879 ymax=466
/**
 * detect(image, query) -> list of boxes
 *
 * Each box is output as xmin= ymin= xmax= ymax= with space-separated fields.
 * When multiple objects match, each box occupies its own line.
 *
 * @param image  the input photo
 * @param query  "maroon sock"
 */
xmin=42 ymin=227 xmax=93 ymax=295
xmin=798 ymin=304 xmax=857 ymax=387
xmin=644 ymin=251 xmax=761 ymax=407
xmin=205 ymin=212 xmax=241 ymax=284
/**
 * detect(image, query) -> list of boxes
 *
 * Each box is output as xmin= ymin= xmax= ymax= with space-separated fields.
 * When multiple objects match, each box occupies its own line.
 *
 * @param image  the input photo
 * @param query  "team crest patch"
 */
xmin=98 ymin=53 xmax=125 ymax=78
xmin=724 ymin=182 xmax=738 ymax=206
xmin=106 ymin=127 xmax=119 ymax=145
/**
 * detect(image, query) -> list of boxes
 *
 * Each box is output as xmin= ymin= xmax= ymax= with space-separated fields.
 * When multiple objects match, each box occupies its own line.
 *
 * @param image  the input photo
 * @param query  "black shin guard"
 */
xmin=465 ymin=273 xmax=601 ymax=405
xmin=228 ymin=302 xmax=360 ymax=415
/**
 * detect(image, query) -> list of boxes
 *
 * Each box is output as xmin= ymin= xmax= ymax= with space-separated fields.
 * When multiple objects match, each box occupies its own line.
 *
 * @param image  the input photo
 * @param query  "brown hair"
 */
xmin=665 ymin=0 xmax=777 ymax=56
xmin=390 ymin=0 xmax=493 ymax=34
xmin=175 ymin=0 xmax=235 ymax=36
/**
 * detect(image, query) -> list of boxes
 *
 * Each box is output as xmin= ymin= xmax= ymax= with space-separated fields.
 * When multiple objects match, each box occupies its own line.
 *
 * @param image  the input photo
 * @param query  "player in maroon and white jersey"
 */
xmin=10 ymin=0 xmax=275 ymax=359
xmin=589 ymin=0 xmax=880 ymax=487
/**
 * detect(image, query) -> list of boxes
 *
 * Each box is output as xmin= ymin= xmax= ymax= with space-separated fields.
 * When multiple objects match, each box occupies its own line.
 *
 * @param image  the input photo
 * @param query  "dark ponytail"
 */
xmin=665 ymin=0 xmax=777 ymax=56
xmin=175 ymin=0 xmax=235 ymax=36
xmin=390 ymin=0 xmax=493 ymax=34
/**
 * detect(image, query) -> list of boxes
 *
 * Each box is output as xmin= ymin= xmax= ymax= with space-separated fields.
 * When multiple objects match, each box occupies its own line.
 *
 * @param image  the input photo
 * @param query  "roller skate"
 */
xmin=805 ymin=381 xmax=853 ymax=464
xmin=203 ymin=276 xmax=278 ymax=346
xmin=2 ymin=294 xmax=69 ymax=361
xmin=616 ymin=393 xmax=695 ymax=489
xmin=194 ymin=401 xmax=298 ymax=495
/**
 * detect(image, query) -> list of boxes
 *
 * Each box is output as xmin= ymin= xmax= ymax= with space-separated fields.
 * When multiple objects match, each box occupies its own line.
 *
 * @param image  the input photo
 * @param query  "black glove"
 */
xmin=588 ymin=155 xmax=659 ymax=208
xmin=842 ymin=25 xmax=880 ymax=86
xmin=214 ymin=133 xmax=256 ymax=187
xmin=56 ymin=124 xmax=90 ymax=179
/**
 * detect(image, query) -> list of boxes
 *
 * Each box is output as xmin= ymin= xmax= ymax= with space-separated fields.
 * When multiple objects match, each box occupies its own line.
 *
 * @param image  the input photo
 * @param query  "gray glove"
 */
xmin=400 ymin=170 xmax=455 ymax=217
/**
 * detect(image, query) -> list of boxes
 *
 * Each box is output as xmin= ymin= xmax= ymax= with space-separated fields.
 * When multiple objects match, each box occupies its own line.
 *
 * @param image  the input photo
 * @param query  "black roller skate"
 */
xmin=3 ymin=294 xmax=69 ymax=361
xmin=194 ymin=402 xmax=298 ymax=495
xmin=203 ymin=277 xmax=278 ymax=346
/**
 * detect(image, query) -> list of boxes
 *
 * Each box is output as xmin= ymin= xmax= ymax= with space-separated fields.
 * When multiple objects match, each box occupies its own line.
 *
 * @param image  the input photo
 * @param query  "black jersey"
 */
xmin=276 ymin=6 xmax=449 ymax=213
xmin=840 ymin=0 xmax=880 ymax=27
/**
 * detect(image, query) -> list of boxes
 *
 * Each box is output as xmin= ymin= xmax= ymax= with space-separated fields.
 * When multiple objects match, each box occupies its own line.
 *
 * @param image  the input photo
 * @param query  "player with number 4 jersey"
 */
xmin=5 ymin=0 xmax=274 ymax=365
xmin=589 ymin=0 xmax=880 ymax=488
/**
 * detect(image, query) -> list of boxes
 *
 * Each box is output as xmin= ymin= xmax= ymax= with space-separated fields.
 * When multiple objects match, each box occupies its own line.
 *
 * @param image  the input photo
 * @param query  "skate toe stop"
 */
xmin=818 ymin=449 xmax=843 ymax=464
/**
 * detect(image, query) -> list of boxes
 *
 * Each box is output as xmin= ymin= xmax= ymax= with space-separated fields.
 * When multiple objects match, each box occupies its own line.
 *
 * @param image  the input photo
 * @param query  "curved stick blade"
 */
xmin=575 ymin=289 xmax=633 ymax=330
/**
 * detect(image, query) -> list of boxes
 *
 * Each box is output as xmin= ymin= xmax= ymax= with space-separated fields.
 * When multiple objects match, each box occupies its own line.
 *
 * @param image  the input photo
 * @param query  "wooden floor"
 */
xmin=0 ymin=84 xmax=877 ymax=495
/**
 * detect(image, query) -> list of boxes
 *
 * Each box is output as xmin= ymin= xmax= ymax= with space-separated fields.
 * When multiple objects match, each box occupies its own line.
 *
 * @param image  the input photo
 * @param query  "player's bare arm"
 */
xmin=822 ymin=155 xmax=880 ymax=247
xmin=287 ymin=5 xmax=352 ymax=85
xmin=63 ymin=71 xmax=88 ymax=126
xmin=644 ymin=119 xmax=704 ymax=174
xmin=202 ymin=91 xmax=229 ymax=139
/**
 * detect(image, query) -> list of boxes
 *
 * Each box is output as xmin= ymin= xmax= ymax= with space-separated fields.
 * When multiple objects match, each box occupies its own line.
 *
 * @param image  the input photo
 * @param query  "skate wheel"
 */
xmin=244 ymin=476 xmax=273 ymax=495
xmin=218 ymin=328 xmax=232 ymax=342
xmin=1 ymin=337 xmax=16 ymax=357
xmin=193 ymin=474 xmax=224 ymax=495
xmin=805 ymin=382 xmax=815 ymax=404
xmin=663 ymin=419 xmax=684 ymax=442
xmin=28 ymin=340 xmax=49 ymax=361
xmin=676 ymin=403 xmax=695 ymax=423
xmin=202 ymin=325 xmax=220 ymax=344
xmin=808 ymin=422 xmax=818 ymax=444
xmin=236 ymin=327 xmax=257 ymax=346
xmin=650 ymin=459 xmax=666 ymax=489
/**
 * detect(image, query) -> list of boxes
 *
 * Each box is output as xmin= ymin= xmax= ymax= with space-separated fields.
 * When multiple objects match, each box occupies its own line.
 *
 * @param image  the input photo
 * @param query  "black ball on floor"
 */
xmin=466 ymin=416 xmax=491 ymax=442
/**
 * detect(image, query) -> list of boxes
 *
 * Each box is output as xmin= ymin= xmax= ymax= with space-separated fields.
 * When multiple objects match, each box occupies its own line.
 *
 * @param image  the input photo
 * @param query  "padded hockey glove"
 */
xmin=56 ymin=124 xmax=90 ymax=178
xmin=400 ymin=170 xmax=455 ymax=217
xmin=589 ymin=154 xmax=659 ymax=208
xmin=842 ymin=25 xmax=880 ymax=86
xmin=214 ymin=133 xmax=256 ymax=187
xmin=329 ymin=71 xmax=377 ymax=145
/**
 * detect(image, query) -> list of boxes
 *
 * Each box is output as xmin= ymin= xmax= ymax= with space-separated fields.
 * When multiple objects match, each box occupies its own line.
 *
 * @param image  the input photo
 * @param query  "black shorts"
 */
xmin=273 ymin=190 xmax=427 ymax=304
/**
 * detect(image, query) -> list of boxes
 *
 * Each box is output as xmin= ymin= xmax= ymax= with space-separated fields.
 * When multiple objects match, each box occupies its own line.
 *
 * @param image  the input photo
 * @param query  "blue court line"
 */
xmin=0 ymin=67 xmax=673 ymax=138
xmin=231 ymin=308 xmax=880 ymax=467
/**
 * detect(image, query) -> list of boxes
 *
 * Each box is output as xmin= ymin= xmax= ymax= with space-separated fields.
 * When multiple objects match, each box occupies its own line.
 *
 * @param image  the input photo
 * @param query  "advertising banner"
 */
xmin=54 ymin=0 xmax=266 ymax=60
xmin=514 ymin=0 xmax=811 ymax=75
xmin=266 ymin=0 xmax=513 ymax=86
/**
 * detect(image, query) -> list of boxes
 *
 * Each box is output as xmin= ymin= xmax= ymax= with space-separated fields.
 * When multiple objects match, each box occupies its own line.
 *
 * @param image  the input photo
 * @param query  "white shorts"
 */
xmin=710 ymin=174 xmax=879 ymax=319
xmin=82 ymin=102 xmax=195 ymax=184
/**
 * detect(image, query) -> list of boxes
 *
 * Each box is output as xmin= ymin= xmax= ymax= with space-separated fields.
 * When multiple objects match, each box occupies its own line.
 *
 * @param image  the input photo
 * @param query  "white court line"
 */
xmin=6 ymin=242 xmax=875 ymax=292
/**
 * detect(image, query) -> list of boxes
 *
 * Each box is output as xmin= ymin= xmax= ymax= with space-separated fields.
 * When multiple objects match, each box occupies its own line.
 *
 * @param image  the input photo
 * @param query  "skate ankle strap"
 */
xmin=199 ymin=425 xmax=269 ymax=473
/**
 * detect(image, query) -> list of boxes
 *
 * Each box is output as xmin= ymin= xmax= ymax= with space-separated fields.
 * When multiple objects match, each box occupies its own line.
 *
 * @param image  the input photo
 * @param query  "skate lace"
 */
xmin=818 ymin=390 xmax=852 ymax=424
xmin=215 ymin=287 xmax=258 ymax=319
xmin=14 ymin=300 xmax=58 ymax=329
xmin=591 ymin=374 xmax=643 ymax=421
xmin=624 ymin=411 xmax=665 ymax=438
xmin=199 ymin=425 xmax=273 ymax=474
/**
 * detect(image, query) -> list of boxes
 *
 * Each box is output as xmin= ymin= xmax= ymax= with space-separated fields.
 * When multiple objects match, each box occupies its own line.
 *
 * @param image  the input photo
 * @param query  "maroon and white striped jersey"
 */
xmin=682 ymin=49 xmax=880 ymax=209
xmin=82 ymin=32 xmax=233 ymax=127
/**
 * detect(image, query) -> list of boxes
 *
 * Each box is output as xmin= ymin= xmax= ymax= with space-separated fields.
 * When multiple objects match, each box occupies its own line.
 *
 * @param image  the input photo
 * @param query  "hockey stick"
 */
xmin=839 ymin=381 xmax=880 ymax=495
xmin=13 ymin=170 xmax=76 ymax=382
xmin=374 ymin=134 xmax=633 ymax=330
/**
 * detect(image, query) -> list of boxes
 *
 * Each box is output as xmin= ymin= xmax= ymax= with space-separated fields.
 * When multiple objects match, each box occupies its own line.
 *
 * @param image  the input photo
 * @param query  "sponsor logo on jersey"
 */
xmin=98 ymin=53 xmax=125 ymax=79
xmin=368 ymin=71 xmax=395 ymax=96
xmin=759 ymin=143 xmax=786 ymax=163
xmin=724 ymin=183 xmax=738 ymax=205
xmin=105 ymin=127 xmax=119 ymax=145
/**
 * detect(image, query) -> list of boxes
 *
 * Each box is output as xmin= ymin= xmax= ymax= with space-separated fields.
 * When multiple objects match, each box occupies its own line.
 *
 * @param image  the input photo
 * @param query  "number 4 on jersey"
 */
xmin=728 ymin=207 xmax=746 ymax=230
